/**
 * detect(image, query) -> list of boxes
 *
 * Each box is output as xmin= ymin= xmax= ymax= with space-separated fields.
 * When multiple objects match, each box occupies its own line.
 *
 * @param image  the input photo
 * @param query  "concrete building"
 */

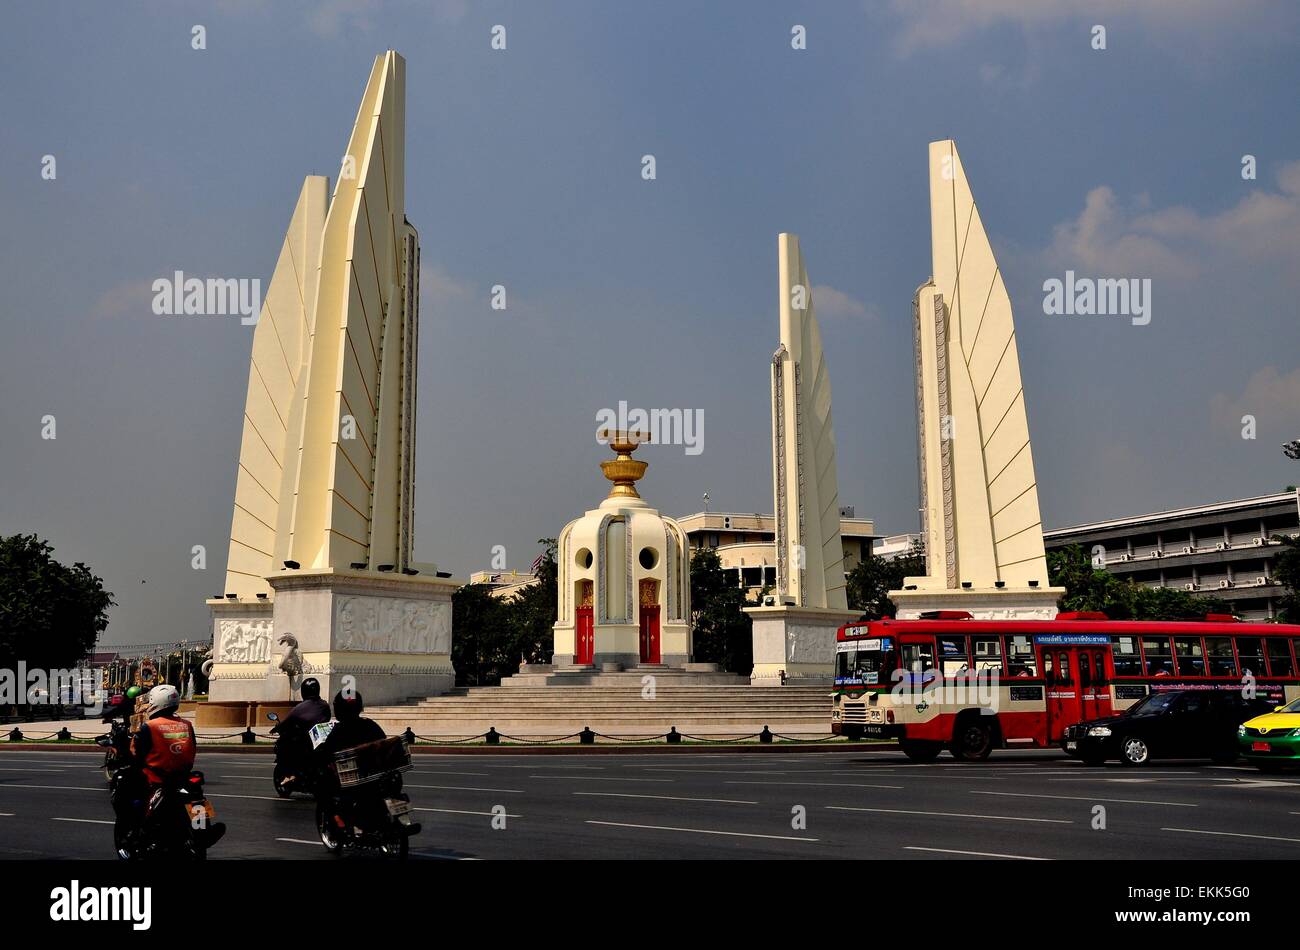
xmin=1043 ymin=491 xmax=1300 ymax=622
xmin=467 ymin=570 xmax=539 ymax=600
xmin=678 ymin=510 xmax=875 ymax=595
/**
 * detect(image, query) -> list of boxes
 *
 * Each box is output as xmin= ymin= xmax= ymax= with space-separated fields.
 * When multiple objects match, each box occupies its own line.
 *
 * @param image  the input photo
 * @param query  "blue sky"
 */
xmin=2 ymin=1 xmax=1298 ymax=646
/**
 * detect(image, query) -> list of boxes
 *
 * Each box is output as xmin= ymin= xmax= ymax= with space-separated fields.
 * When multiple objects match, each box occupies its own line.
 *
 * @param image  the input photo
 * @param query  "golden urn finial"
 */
xmin=598 ymin=430 xmax=649 ymax=499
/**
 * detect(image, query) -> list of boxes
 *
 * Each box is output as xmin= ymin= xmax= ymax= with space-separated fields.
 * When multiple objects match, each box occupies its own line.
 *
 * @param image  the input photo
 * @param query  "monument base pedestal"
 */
xmin=207 ymin=568 xmax=458 ymax=707
xmin=888 ymin=585 xmax=1065 ymax=620
xmin=744 ymin=605 xmax=860 ymax=686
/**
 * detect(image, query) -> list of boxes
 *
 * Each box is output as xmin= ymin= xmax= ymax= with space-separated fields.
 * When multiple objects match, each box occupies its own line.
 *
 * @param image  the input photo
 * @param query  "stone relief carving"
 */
xmin=786 ymin=623 xmax=835 ymax=664
xmin=335 ymin=596 xmax=451 ymax=654
xmin=216 ymin=619 xmax=274 ymax=664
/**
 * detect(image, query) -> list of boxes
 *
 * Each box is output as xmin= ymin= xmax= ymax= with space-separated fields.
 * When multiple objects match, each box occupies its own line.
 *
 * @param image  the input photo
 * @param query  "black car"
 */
xmin=1063 ymin=689 xmax=1273 ymax=766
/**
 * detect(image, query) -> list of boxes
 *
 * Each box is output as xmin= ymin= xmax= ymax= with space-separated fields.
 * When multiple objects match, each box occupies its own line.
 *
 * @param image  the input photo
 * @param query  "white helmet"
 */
xmin=146 ymin=684 xmax=180 ymax=718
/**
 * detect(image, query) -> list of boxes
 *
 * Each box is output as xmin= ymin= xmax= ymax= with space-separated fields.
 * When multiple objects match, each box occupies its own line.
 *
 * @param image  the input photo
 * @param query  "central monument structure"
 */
xmin=204 ymin=51 xmax=457 ymax=718
xmin=890 ymin=140 xmax=1063 ymax=619
xmin=745 ymin=234 xmax=857 ymax=686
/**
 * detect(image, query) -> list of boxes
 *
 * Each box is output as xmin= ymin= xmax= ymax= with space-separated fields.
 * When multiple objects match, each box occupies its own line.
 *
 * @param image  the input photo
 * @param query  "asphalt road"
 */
xmin=0 ymin=748 xmax=1297 ymax=860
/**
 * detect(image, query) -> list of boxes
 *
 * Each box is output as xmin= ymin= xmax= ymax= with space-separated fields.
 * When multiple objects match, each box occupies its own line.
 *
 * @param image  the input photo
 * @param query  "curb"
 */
xmin=0 ymin=740 xmax=899 ymax=755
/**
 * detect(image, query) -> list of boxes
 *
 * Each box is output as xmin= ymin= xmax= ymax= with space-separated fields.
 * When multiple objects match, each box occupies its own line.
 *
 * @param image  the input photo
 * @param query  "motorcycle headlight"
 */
xmin=1237 ymin=724 xmax=1246 ymax=737
xmin=1087 ymin=726 xmax=1112 ymax=737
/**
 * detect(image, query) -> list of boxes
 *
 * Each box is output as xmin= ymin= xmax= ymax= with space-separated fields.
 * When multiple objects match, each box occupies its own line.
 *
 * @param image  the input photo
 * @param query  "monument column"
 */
xmin=745 ymin=234 xmax=857 ymax=685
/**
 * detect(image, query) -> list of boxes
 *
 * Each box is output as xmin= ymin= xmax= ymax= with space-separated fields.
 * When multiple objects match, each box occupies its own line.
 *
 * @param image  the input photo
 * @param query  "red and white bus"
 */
xmin=830 ymin=611 xmax=1300 ymax=761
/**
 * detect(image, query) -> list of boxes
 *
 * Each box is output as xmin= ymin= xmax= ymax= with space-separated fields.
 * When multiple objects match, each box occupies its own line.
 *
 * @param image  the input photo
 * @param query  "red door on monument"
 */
xmin=638 ymin=580 xmax=660 ymax=664
xmin=575 ymin=606 xmax=594 ymax=665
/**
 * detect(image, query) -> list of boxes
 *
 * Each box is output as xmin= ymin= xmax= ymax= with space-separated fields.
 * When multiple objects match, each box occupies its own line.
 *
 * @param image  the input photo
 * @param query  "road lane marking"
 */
xmin=574 ymin=792 xmax=758 ymax=805
xmin=405 ymin=784 xmax=524 ymax=794
xmin=409 ymin=770 xmax=491 ymax=777
xmin=416 ymin=807 xmax=522 ymax=818
xmin=586 ymin=820 xmax=818 ymax=842
xmin=641 ymin=768 xmax=792 ymax=775
xmin=729 ymin=781 xmax=904 ymax=790
xmin=0 ymin=767 xmax=66 ymax=773
xmin=209 ymin=792 xmax=286 ymax=802
xmin=52 ymin=817 xmax=113 ymax=825
xmin=0 ymin=783 xmax=100 ymax=791
xmin=276 ymin=838 xmax=322 ymax=846
xmin=973 ymin=790 xmax=1197 ymax=807
xmin=1162 ymin=827 xmax=1300 ymax=845
xmin=528 ymin=776 xmax=672 ymax=783
xmin=827 ymin=806 xmax=1071 ymax=824
xmin=905 ymin=846 xmax=1049 ymax=860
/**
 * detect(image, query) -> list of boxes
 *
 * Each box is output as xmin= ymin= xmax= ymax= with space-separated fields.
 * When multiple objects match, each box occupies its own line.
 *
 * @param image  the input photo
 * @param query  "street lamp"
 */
xmin=703 ymin=491 xmax=710 ymax=513
xmin=1284 ymin=440 xmax=1300 ymax=460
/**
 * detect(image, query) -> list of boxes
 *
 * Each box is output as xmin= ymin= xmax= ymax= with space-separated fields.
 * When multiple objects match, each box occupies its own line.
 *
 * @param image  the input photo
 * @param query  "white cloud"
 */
xmin=812 ymin=284 xmax=876 ymax=321
xmin=1211 ymin=366 xmax=1300 ymax=436
xmin=884 ymin=0 xmax=1296 ymax=56
xmin=1043 ymin=161 xmax=1300 ymax=279
xmin=92 ymin=280 xmax=155 ymax=319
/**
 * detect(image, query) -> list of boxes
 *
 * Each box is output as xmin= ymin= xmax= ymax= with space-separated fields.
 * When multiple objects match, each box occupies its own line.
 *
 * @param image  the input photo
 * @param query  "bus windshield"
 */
xmin=835 ymin=637 xmax=894 ymax=685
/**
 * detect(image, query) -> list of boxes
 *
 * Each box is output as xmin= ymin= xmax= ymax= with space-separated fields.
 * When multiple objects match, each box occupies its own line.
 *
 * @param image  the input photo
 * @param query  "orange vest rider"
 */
xmin=133 ymin=713 xmax=197 ymax=784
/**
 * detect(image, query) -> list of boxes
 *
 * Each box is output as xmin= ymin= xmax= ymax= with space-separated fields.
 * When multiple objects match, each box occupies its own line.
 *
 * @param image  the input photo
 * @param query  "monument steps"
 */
xmin=366 ymin=684 xmax=834 ymax=736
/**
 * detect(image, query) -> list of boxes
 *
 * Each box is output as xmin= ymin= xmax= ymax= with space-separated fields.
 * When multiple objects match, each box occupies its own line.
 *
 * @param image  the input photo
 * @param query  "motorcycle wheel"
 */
xmin=381 ymin=832 xmax=409 ymax=860
xmin=316 ymin=801 xmax=344 ymax=855
xmin=272 ymin=762 xmax=292 ymax=798
xmin=113 ymin=822 xmax=135 ymax=861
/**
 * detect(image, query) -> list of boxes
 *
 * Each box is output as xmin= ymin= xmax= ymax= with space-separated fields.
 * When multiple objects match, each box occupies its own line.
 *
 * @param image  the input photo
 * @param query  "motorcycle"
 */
xmin=267 ymin=711 xmax=325 ymax=798
xmin=111 ymin=766 xmax=226 ymax=861
xmin=315 ymin=736 xmax=420 ymax=859
xmin=95 ymin=719 xmax=132 ymax=783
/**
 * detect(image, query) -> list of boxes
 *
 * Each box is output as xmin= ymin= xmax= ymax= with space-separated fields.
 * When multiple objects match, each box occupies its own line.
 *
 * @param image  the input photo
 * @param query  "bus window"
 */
xmin=1056 ymin=652 xmax=1073 ymax=686
xmin=971 ymin=636 xmax=1003 ymax=673
xmin=1141 ymin=637 xmax=1175 ymax=676
xmin=1205 ymin=637 xmax=1236 ymax=677
xmin=1079 ymin=652 xmax=1092 ymax=688
xmin=1266 ymin=639 xmax=1295 ymax=677
xmin=1174 ymin=637 xmax=1206 ymax=677
xmin=1236 ymin=637 xmax=1265 ymax=678
xmin=937 ymin=636 xmax=970 ymax=677
xmin=1093 ymin=651 xmax=1108 ymax=686
xmin=1006 ymin=635 xmax=1037 ymax=677
xmin=1043 ymin=651 xmax=1055 ymax=684
xmin=1111 ymin=636 xmax=1142 ymax=676
xmin=901 ymin=641 xmax=935 ymax=675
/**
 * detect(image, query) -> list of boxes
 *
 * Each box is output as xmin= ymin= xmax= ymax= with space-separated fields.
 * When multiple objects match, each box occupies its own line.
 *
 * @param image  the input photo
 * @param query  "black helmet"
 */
xmin=300 ymin=677 xmax=321 ymax=700
xmin=333 ymin=689 xmax=364 ymax=720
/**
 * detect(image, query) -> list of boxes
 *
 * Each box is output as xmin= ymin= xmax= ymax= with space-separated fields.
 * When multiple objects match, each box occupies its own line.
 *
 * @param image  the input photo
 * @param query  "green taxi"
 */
xmin=1238 ymin=696 xmax=1300 ymax=771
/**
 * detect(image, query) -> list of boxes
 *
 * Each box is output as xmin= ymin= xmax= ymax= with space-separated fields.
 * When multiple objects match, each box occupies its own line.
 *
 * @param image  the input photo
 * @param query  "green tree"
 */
xmin=507 ymin=539 xmax=557 ymax=665
xmin=689 ymin=548 xmax=753 ymax=674
xmin=846 ymin=541 xmax=926 ymax=618
xmin=450 ymin=539 xmax=558 ymax=687
xmin=0 ymin=534 xmax=114 ymax=670
xmin=1271 ymin=534 xmax=1300 ymax=623
xmin=1047 ymin=544 xmax=1231 ymax=620
xmin=450 ymin=583 xmax=513 ymax=687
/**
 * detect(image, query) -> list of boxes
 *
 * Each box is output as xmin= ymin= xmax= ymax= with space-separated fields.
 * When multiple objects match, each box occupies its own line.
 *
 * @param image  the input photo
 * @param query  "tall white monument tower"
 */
xmin=205 ymin=51 xmax=457 ymax=717
xmin=746 ymin=234 xmax=857 ymax=685
xmin=890 ymin=140 xmax=1063 ymax=619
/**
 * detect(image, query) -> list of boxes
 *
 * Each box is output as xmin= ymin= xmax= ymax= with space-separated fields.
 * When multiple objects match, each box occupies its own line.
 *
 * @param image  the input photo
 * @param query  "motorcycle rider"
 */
xmin=317 ymin=689 xmax=419 ymax=838
xmin=112 ymin=684 xmax=220 ymax=856
xmin=102 ymin=684 xmax=142 ymax=723
xmin=272 ymin=677 xmax=330 ymax=792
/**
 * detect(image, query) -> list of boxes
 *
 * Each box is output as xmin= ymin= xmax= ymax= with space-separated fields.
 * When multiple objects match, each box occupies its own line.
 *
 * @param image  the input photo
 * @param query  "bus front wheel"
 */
xmin=900 ymin=740 xmax=942 ymax=762
xmin=950 ymin=719 xmax=994 ymax=761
